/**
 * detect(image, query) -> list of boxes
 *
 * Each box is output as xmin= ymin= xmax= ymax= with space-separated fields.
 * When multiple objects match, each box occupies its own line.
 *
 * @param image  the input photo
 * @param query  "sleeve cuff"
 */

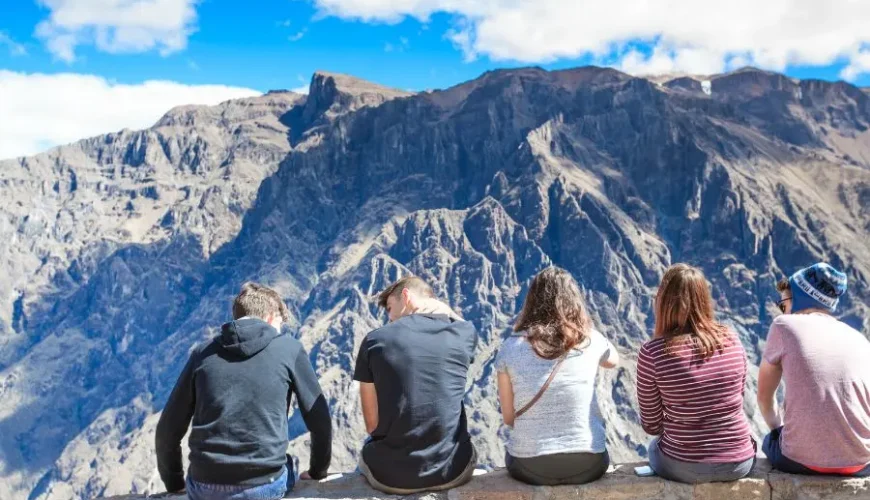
xmin=308 ymin=466 xmax=329 ymax=480
xmin=164 ymin=475 xmax=186 ymax=493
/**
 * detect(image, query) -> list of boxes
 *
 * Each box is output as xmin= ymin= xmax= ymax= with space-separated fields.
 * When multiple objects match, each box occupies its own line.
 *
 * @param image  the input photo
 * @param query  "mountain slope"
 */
xmin=1 ymin=67 xmax=869 ymax=499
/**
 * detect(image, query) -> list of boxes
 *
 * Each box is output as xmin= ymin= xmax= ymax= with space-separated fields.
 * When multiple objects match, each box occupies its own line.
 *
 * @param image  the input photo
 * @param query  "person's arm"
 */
xmin=359 ymin=382 xmax=379 ymax=434
xmin=155 ymin=353 xmax=197 ymax=493
xmin=758 ymin=321 xmax=786 ymax=430
xmin=636 ymin=344 xmax=664 ymax=435
xmin=497 ymin=371 xmax=516 ymax=427
xmin=289 ymin=347 xmax=332 ymax=480
xmin=599 ymin=333 xmax=620 ymax=369
xmin=352 ymin=336 xmax=378 ymax=435
xmin=757 ymin=360 xmax=784 ymax=430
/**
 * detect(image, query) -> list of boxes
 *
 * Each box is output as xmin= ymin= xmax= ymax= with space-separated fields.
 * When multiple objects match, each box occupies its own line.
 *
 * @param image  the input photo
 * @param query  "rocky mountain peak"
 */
xmin=302 ymin=70 xmax=413 ymax=123
xmin=710 ymin=66 xmax=799 ymax=97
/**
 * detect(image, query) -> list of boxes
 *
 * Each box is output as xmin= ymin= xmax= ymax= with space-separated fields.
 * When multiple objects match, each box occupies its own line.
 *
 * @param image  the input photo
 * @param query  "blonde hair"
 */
xmin=232 ymin=282 xmax=290 ymax=322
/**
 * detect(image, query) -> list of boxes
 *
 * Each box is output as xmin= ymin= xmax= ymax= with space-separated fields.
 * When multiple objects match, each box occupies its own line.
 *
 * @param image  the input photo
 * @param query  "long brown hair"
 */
xmin=654 ymin=264 xmax=731 ymax=360
xmin=514 ymin=267 xmax=592 ymax=360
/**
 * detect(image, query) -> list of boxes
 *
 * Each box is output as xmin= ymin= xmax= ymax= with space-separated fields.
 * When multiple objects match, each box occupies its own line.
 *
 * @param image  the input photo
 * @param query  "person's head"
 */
xmin=776 ymin=278 xmax=793 ymax=315
xmin=232 ymin=282 xmax=290 ymax=331
xmin=377 ymin=276 xmax=436 ymax=322
xmin=514 ymin=267 xmax=591 ymax=360
xmin=654 ymin=263 xmax=729 ymax=359
xmin=780 ymin=263 xmax=848 ymax=315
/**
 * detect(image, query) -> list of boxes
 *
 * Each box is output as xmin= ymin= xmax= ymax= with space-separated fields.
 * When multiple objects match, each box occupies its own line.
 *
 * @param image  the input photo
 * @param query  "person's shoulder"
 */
xmin=496 ymin=334 xmax=529 ymax=364
xmin=365 ymin=319 xmax=405 ymax=339
xmin=191 ymin=336 xmax=219 ymax=358
xmin=274 ymin=331 xmax=304 ymax=347
xmin=721 ymin=327 xmax=745 ymax=349
xmin=770 ymin=314 xmax=805 ymax=336
xmin=586 ymin=329 xmax=610 ymax=348
xmin=639 ymin=337 xmax=666 ymax=356
xmin=358 ymin=320 xmax=412 ymax=349
xmin=257 ymin=332 xmax=304 ymax=361
xmin=500 ymin=334 xmax=528 ymax=352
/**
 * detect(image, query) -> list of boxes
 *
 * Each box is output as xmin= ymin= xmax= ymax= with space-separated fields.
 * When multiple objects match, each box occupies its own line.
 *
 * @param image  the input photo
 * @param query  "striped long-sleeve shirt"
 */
xmin=636 ymin=333 xmax=755 ymax=463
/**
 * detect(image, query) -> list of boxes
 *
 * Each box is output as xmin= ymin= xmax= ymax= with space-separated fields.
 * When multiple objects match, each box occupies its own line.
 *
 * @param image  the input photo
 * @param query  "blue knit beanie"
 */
xmin=788 ymin=263 xmax=848 ymax=313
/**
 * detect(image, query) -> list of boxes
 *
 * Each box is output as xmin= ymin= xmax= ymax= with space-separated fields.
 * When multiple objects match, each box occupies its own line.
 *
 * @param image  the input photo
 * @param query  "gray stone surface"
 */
xmin=102 ymin=461 xmax=870 ymax=500
xmin=2 ymin=68 xmax=870 ymax=499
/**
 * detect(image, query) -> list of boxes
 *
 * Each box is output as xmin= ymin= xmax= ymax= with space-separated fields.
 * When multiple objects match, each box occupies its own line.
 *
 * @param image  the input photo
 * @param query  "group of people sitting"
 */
xmin=155 ymin=261 xmax=870 ymax=500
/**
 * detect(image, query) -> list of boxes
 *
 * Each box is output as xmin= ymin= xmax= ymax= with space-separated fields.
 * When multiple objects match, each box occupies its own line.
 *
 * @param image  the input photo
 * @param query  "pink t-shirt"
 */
xmin=764 ymin=313 xmax=870 ymax=469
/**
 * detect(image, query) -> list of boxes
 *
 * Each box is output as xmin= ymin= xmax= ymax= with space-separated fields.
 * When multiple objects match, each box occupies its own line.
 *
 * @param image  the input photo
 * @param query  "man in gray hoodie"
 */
xmin=156 ymin=282 xmax=332 ymax=499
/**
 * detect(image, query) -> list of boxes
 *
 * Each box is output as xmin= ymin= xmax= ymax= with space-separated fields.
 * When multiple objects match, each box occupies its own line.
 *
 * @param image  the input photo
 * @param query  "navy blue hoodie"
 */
xmin=156 ymin=317 xmax=332 ymax=492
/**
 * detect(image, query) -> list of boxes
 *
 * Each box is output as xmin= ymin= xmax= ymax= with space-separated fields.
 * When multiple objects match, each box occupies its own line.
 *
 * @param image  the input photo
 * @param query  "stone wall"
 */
xmin=105 ymin=460 xmax=870 ymax=500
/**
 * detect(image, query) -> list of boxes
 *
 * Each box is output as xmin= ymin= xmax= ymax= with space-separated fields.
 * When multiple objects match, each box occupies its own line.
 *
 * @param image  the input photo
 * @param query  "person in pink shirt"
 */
xmin=758 ymin=263 xmax=870 ymax=477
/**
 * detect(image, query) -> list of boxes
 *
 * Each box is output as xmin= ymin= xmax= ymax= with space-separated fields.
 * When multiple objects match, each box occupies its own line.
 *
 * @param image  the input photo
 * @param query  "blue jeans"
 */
xmin=186 ymin=458 xmax=295 ymax=500
xmin=763 ymin=427 xmax=870 ymax=477
xmin=648 ymin=438 xmax=756 ymax=484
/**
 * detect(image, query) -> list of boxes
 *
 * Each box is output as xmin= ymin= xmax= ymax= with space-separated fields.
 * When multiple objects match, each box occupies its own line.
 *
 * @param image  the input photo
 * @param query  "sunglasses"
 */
xmin=777 ymin=297 xmax=792 ymax=314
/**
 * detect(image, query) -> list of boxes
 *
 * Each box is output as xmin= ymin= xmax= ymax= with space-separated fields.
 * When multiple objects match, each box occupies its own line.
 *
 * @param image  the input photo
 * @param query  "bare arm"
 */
xmin=359 ymin=382 xmax=379 ymax=435
xmin=757 ymin=359 xmax=784 ymax=430
xmin=497 ymin=371 xmax=516 ymax=427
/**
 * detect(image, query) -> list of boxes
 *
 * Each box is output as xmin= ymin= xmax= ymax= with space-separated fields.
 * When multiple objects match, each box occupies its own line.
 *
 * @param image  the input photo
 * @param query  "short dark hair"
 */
xmin=232 ymin=282 xmax=290 ymax=322
xmin=776 ymin=278 xmax=791 ymax=294
xmin=377 ymin=276 xmax=435 ymax=309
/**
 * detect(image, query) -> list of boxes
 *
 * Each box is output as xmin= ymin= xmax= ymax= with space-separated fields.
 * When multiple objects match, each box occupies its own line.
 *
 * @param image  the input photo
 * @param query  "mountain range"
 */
xmin=1 ymin=66 xmax=869 ymax=500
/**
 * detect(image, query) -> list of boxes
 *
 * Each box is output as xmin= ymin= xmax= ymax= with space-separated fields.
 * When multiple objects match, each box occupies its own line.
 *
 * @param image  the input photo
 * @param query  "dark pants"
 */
xmin=359 ymin=447 xmax=477 ymax=494
xmin=763 ymin=428 xmax=870 ymax=477
xmin=505 ymin=451 xmax=609 ymax=486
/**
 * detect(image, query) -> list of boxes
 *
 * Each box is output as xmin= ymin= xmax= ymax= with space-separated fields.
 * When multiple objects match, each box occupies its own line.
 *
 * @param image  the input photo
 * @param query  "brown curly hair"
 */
xmin=514 ymin=267 xmax=592 ymax=360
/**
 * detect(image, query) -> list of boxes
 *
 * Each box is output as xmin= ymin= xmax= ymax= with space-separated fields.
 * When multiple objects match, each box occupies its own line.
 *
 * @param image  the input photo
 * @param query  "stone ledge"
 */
xmin=105 ymin=461 xmax=870 ymax=500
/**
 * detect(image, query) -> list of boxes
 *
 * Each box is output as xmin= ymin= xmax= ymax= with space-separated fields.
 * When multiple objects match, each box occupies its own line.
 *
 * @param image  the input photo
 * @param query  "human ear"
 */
xmin=402 ymin=288 xmax=415 ymax=310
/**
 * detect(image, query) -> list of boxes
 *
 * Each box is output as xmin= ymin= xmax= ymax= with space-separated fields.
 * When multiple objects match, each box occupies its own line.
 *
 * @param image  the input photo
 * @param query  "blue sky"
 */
xmin=2 ymin=0 xmax=870 ymax=159
xmin=2 ymin=1 xmax=513 ymax=92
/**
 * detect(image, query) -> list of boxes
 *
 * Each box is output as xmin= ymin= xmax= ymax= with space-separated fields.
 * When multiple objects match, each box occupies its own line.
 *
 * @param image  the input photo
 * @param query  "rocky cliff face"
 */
xmin=1 ymin=66 xmax=869 ymax=500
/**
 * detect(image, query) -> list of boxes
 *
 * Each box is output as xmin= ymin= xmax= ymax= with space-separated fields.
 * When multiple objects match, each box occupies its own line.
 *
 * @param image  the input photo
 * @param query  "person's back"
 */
xmin=765 ymin=313 xmax=870 ymax=469
xmin=354 ymin=276 xmax=477 ymax=494
xmin=156 ymin=283 xmax=332 ymax=499
xmin=636 ymin=264 xmax=756 ymax=484
xmin=637 ymin=332 xmax=754 ymax=462
xmin=497 ymin=330 xmax=613 ymax=457
xmin=358 ymin=314 xmax=476 ymax=485
xmin=496 ymin=267 xmax=619 ymax=486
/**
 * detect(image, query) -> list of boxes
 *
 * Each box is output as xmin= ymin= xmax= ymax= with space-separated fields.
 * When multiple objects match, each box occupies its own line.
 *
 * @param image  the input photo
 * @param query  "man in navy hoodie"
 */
xmin=156 ymin=282 xmax=332 ymax=499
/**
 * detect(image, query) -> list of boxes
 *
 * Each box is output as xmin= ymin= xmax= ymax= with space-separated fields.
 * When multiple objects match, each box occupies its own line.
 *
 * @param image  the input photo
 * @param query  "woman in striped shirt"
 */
xmin=636 ymin=263 xmax=756 ymax=483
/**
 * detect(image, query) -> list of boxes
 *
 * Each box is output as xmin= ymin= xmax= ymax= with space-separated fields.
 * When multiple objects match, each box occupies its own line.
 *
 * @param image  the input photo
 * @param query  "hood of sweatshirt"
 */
xmin=219 ymin=317 xmax=281 ymax=358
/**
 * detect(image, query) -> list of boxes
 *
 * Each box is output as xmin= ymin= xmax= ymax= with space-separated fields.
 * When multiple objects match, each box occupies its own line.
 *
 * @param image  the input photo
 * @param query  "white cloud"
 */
xmin=313 ymin=0 xmax=870 ymax=79
xmin=288 ymin=29 xmax=307 ymax=42
xmin=34 ymin=0 xmax=198 ymax=62
xmin=291 ymin=75 xmax=309 ymax=94
xmin=384 ymin=36 xmax=410 ymax=53
xmin=617 ymin=45 xmax=730 ymax=76
xmin=0 ymin=32 xmax=27 ymax=56
xmin=0 ymin=71 xmax=260 ymax=160
xmin=842 ymin=48 xmax=870 ymax=81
